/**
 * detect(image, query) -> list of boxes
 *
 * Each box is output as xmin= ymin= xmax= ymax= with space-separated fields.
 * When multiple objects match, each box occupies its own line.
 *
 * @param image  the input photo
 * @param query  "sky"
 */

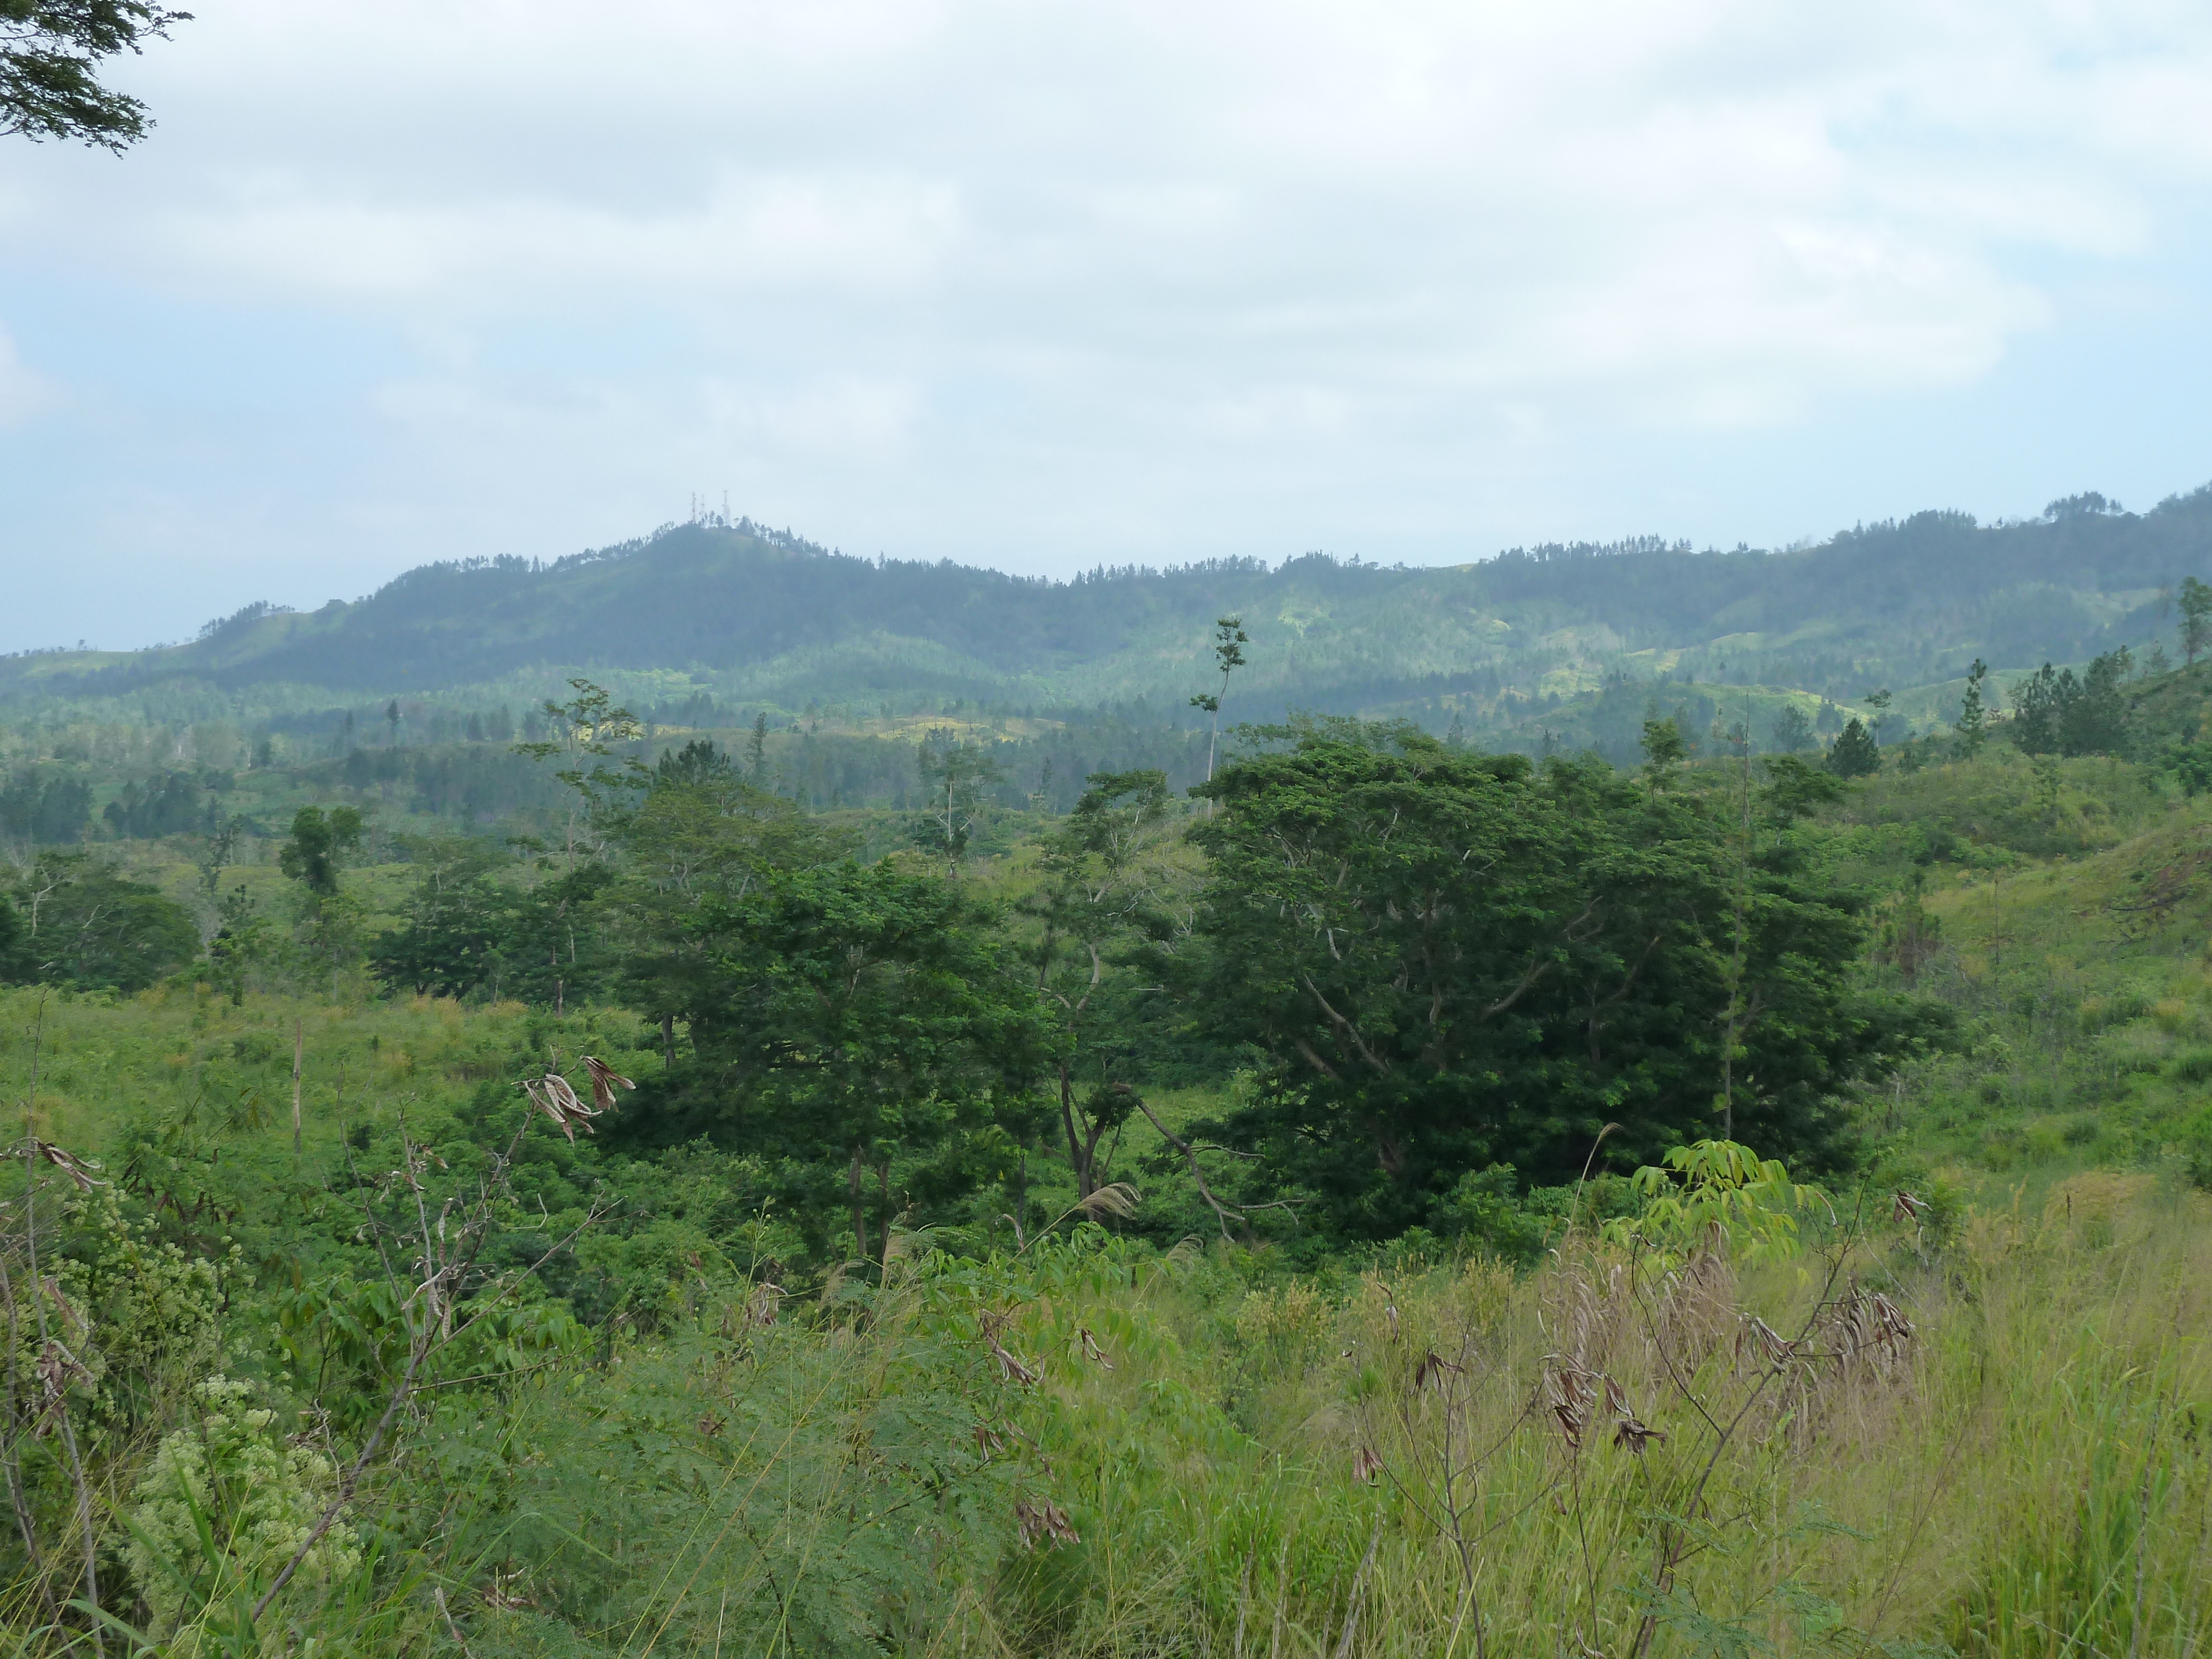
xmin=3 ymin=0 xmax=2212 ymax=652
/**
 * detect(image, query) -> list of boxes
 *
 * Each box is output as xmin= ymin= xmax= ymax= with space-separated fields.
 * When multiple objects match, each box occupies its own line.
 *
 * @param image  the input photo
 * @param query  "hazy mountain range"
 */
xmin=7 ymin=484 xmax=2208 ymax=756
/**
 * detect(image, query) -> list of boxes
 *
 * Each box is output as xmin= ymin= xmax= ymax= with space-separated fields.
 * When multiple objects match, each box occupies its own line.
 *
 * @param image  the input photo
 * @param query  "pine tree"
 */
xmin=1862 ymin=688 xmax=1893 ymax=746
xmin=745 ymin=713 xmax=768 ymax=785
xmin=1826 ymin=717 xmax=1880 ymax=779
xmin=1639 ymin=717 xmax=1691 ymax=796
xmin=1770 ymin=703 xmax=1814 ymax=753
xmin=2062 ymin=649 xmax=2132 ymax=757
xmin=1955 ymin=659 xmax=1989 ymax=758
xmin=2183 ymin=577 xmax=2212 ymax=667
xmin=2010 ymin=665 xmax=2062 ymax=755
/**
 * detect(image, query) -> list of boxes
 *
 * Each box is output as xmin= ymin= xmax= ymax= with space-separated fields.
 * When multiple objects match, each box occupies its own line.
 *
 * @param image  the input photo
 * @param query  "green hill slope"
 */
xmin=8 ymin=484 xmax=2212 ymax=745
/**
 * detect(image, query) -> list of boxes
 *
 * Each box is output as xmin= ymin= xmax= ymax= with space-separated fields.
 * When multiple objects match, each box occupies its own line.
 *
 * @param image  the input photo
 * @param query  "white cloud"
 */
xmin=4 ymin=0 xmax=2212 ymax=646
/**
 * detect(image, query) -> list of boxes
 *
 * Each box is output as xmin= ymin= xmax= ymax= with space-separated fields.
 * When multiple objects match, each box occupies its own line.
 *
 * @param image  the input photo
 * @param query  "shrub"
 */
xmin=1233 ymin=1280 xmax=1335 ymax=1357
xmin=2078 ymin=992 xmax=2150 ymax=1034
xmin=1431 ymin=1164 xmax=1573 ymax=1262
xmin=126 ymin=1376 xmax=362 ymax=1637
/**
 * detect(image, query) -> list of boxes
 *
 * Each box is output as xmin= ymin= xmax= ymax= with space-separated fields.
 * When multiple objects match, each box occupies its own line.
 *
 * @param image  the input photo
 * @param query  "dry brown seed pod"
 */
xmin=1613 ymin=1413 xmax=1667 ymax=1455
xmin=1015 ymin=1496 xmax=1081 ymax=1550
xmin=542 ymin=1072 xmax=592 ymax=1118
xmin=1543 ymin=1358 xmax=1603 ymax=1452
xmin=35 ymin=1338 xmax=91 ymax=1405
xmin=1736 ymin=1314 xmax=1796 ymax=1370
xmin=520 ymin=1079 xmax=570 ymax=1139
xmin=744 ymin=1282 xmax=785 ymax=1329
xmin=23 ymin=1140 xmax=106 ymax=1193
xmin=582 ymin=1056 xmax=637 ymax=1113
xmin=1412 ymin=1349 xmax=1465 ymax=1393
xmin=980 ymin=1314 xmax=1042 ymax=1386
xmin=481 ymin=1574 xmax=534 ymax=1612
xmin=39 ymin=1276 xmax=86 ymax=1340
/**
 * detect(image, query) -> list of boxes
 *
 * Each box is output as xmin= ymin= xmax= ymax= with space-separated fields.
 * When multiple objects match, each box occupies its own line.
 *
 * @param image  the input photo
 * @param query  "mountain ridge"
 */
xmin=9 ymin=487 xmax=2211 ymax=738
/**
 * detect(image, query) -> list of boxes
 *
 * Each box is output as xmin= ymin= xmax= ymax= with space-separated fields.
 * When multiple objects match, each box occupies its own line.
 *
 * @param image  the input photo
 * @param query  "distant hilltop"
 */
xmin=5 ymin=487 xmax=2210 ymax=750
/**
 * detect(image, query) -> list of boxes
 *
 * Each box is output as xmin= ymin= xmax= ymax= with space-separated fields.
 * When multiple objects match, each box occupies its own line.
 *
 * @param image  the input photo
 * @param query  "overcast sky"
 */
xmin=3 ymin=0 xmax=2211 ymax=651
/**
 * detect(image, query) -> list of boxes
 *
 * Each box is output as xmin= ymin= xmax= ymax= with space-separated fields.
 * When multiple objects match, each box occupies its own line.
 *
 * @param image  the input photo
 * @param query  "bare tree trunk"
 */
xmin=291 ymin=1017 xmax=305 ymax=1156
xmin=1058 ymin=1061 xmax=1091 ymax=1197
xmin=1205 ymin=709 xmax=1220 ymax=819
xmin=878 ymin=1161 xmax=894 ymax=1269
xmin=848 ymin=1151 xmax=868 ymax=1263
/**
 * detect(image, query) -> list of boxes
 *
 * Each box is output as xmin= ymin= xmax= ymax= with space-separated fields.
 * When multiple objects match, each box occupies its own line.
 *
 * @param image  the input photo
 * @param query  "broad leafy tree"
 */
xmin=369 ymin=836 xmax=521 ymax=1000
xmin=1181 ymin=725 xmax=1907 ymax=1235
xmin=911 ymin=730 xmax=1003 ymax=876
xmin=602 ymin=739 xmax=849 ymax=1050
xmin=2 ymin=0 xmax=189 ymax=151
xmin=1639 ymin=716 xmax=1691 ymax=795
xmin=278 ymin=806 xmax=369 ymax=997
xmin=614 ymin=860 xmax=1053 ymax=1260
xmin=278 ymin=806 xmax=363 ymax=896
xmin=0 ymin=850 xmax=197 ymax=990
xmin=1021 ymin=769 xmax=1193 ymax=1196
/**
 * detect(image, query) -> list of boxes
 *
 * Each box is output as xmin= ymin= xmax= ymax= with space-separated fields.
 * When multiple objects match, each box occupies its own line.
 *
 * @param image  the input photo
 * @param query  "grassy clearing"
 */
xmin=71 ymin=1174 xmax=2202 ymax=1657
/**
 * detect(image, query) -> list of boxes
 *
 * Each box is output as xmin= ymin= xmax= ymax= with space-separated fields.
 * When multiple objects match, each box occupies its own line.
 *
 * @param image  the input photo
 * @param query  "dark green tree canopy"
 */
xmin=1181 ymin=728 xmax=1912 ymax=1235
xmin=2180 ymin=575 xmax=2212 ymax=667
xmin=1955 ymin=658 xmax=1990 ymax=756
xmin=0 ymin=849 xmax=196 ymax=989
xmin=601 ymin=748 xmax=851 ymax=1028
xmin=1022 ymin=768 xmax=1192 ymax=1194
xmin=279 ymin=805 xmax=364 ymax=896
xmin=369 ymin=836 xmax=522 ymax=1000
xmin=1769 ymin=703 xmax=1815 ymax=754
xmin=1640 ymin=716 xmax=1692 ymax=794
xmin=1827 ymin=717 xmax=1881 ymax=779
xmin=614 ymin=860 xmax=1053 ymax=1254
xmin=2 ymin=1 xmax=189 ymax=150
xmin=2010 ymin=650 xmax=2133 ymax=758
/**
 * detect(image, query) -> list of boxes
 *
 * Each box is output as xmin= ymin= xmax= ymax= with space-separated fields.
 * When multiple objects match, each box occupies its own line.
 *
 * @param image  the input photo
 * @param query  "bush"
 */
xmin=1431 ymin=1165 xmax=1574 ymax=1262
xmin=2078 ymin=992 xmax=2151 ymax=1034
xmin=126 ymin=1376 xmax=362 ymax=1637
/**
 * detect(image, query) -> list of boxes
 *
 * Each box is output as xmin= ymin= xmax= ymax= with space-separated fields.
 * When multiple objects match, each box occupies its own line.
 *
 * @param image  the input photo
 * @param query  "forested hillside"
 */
xmin=7 ymin=486 xmax=2210 ymax=748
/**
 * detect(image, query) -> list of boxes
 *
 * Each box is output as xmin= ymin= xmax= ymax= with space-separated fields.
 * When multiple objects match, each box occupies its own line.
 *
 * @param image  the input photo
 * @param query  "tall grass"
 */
xmin=6 ymin=1048 xmax=2210 ymax=1655
xmin=32 ymin=1176 xmax=2184 ymax=1657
